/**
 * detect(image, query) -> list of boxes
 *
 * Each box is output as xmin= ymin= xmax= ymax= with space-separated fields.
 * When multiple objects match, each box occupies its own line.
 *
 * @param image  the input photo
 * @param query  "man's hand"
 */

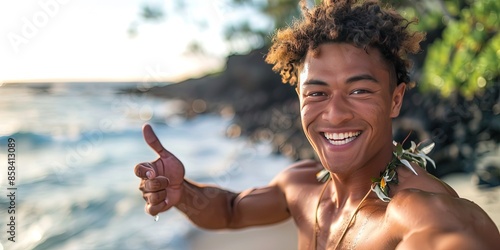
xmin=134 ymin=124 xmax=185 ymax=216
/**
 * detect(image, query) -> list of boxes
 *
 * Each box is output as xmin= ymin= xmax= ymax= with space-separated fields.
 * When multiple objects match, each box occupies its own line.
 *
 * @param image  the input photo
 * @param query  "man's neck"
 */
xmin=327 ymin=142 xmax=394 ymax=208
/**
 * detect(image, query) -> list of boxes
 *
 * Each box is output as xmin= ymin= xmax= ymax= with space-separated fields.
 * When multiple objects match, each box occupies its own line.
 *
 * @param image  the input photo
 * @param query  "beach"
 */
xmin=190 ymin=173 xmax=500 ymax=250
xmin=190 ymin=219 xmax=298 ymax=250
xmin=0 ymin=83 xmax=498 ymax=250
xmin=0 ymin=83 xmax=299 ymax=250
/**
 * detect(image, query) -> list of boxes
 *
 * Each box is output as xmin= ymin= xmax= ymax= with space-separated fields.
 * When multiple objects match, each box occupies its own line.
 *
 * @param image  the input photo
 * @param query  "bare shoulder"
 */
xmin=388 ymin=189 xmax=496 ymax=229
xmin=395 ymin=163 xmax=459 ymax=197
xmin=387 ymin=189 xmax=500 ymax=249
xmin=285 ymin=159 xmax=323 ymax=172
xmin=270 ymin=159 xmax=323 ymax=187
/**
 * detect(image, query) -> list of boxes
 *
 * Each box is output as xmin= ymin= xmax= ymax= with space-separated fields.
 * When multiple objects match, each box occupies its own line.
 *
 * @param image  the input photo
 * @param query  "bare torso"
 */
xmin=276 ymin=160 xmax=496 ymax=250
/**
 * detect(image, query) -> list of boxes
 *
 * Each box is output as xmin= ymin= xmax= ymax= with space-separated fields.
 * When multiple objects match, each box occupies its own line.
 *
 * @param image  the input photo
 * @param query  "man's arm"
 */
xmin=173 ymin=179 xmax=290 ymax=229
xmin=139 ymin=172 xmax=291 ymax=230
xmin=390 ymin=189 xmax=500 ymax=249
xmin=135 ymin=124 xmax=291 ymax=230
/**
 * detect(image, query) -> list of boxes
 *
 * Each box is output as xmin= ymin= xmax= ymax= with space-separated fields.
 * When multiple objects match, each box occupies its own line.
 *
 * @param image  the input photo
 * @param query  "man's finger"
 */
xmin=142 ymin=124 xmax=173 ymax=158
xmin=143 ymin=189 xmax=167 ymax=205
xmin=145 ymin=200 xmax=169 ymax=216
xmin=135 ymin=162 xmax=157 ymax=179
xmin=144 ymin=176 xmax=170 ymax=192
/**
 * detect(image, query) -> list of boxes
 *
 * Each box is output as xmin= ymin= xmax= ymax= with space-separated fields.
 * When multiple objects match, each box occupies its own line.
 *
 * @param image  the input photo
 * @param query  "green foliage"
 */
xmin=397 ymin=5 xmax=442 ymax=32
xmin=228 ymin=0 xmax=301 ymax=49
xmin=318 ymin=139 xmax=436 ymax=202
xmin=232 ymin=0 xmax=499 ymax=98
xmin=134 ymin=0 xmax=499 ymax=97
xmin=227 ymin=0 xmax=500 ymax=98
xmin=421 ymin=0 xmax=499 ymax=98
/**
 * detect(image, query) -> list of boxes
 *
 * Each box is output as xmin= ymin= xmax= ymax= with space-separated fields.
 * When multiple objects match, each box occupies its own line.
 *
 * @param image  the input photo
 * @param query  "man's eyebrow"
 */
xmin=302 ymin=75 xmax=379 ymax=86
xmin=302 ymin=79 xmax=328 ymax=86
xmin=346 ymin=74 xmax=379 ymax=84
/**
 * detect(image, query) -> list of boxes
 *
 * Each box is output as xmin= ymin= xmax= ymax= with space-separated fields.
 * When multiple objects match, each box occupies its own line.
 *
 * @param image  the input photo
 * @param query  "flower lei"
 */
xmin=316 ymin=140 xmax=436 ymax=202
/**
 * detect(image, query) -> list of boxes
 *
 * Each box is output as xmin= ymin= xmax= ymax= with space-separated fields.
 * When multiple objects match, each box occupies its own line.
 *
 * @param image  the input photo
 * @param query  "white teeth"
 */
xmin=324 ymin=131 xmax=361 ymax=145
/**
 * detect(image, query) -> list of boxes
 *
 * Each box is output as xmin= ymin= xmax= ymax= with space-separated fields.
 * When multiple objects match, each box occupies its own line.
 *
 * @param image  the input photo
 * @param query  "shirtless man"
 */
xmin=134 ymin=0 xmax=500 ymax=249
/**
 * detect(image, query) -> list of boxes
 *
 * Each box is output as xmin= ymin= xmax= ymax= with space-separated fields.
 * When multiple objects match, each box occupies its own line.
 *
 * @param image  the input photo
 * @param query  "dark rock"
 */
xmin=394 ymin=85 xmax=500 ymax=178
xmin=474 ymin=147 xmax=500 ymax=188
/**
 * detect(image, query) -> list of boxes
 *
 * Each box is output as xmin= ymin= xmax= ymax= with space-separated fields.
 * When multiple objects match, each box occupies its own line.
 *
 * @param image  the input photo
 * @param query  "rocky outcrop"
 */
xmin=136 ymin=48 xmax=311 ymax=160
xmin=393 ymin=87 xmax=500 ymax=180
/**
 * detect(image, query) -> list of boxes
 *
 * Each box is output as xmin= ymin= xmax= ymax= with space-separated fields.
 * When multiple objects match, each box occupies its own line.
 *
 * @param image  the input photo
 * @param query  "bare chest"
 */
xmin=315 ymin=209 xmax=399 ymax=250
xmin=291 ymin=199 xmax=400 ymax=250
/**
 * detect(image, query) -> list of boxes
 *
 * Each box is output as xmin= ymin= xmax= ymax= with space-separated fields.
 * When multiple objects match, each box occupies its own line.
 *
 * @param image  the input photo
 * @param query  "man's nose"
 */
xmin=322 ymin=93 xmax=354 ymax=125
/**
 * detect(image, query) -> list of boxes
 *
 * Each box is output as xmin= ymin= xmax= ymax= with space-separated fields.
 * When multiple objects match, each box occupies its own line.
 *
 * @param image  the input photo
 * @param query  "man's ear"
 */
xmin=295 ymin=86 xmax=300 ymax=96
xmin=390 ymin=83 xmax=406 ymax=118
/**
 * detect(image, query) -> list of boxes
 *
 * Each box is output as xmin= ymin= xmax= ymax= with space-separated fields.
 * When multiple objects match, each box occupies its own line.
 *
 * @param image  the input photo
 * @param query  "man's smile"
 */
xmin=322 ymin=131 xmax=362 ymax=146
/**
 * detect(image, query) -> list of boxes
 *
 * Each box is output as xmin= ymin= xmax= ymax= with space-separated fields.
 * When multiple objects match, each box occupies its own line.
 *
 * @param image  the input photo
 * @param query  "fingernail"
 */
xmin=146 ymin=171 xmax=152 ymax=179
xmin=165 ymin=198 xmax=169 ymax=205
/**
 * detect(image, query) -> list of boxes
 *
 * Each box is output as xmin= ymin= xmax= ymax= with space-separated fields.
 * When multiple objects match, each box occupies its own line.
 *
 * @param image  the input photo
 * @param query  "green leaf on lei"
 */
xmin=316 ymin=140 xmax=436 ymax=202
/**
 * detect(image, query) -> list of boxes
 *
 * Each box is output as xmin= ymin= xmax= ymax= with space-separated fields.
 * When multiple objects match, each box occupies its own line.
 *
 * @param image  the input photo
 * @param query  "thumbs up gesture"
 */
xmin=134 ymin=124 xmax=185 ymax=216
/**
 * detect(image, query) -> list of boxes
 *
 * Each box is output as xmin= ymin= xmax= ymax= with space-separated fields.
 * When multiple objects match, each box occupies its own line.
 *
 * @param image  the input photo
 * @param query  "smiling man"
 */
xmin=134 ymin=0 xmax=500 ymax=249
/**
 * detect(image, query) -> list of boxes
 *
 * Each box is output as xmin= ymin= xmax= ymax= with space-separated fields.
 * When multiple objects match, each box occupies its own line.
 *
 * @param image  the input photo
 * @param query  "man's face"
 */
xmin=297 ymin=43 xmax=405 ymax=174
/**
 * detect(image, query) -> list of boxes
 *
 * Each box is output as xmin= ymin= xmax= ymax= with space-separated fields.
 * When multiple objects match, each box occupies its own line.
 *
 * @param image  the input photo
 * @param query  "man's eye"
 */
xmin=308 ymin=92 xmax=325 ymax=97
xmin=351 ymin=89 xmax=371 ymax=95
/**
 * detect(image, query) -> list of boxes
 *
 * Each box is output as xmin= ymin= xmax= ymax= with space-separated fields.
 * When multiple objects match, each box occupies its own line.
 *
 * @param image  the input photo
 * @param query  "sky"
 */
xmin=0 ymin=0 xmax=263 ymax=83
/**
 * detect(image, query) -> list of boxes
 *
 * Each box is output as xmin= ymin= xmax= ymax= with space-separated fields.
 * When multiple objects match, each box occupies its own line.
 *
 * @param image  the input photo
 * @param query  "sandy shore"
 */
xmin=442 ymin=173 xmax=500 ymax=226
xmin=189 ymin=219 xmax=298 ymax=250
xmin=189 ymin=173 xmax=500 ymax=250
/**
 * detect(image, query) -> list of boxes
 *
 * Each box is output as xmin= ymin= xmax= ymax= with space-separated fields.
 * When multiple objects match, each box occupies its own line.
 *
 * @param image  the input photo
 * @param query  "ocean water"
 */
xmin=0 ymin=83 xmax=292 ymax=250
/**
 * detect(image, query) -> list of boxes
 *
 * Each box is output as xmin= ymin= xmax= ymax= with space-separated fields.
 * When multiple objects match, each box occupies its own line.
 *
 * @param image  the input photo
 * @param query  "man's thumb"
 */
xmin=142 ymin=124 xmax=172 ymax=158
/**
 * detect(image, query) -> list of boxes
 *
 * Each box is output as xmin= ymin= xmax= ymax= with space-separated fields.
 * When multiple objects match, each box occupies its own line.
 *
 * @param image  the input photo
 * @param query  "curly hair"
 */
xmin=265 ymin=0 xmax=425 ymax=86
